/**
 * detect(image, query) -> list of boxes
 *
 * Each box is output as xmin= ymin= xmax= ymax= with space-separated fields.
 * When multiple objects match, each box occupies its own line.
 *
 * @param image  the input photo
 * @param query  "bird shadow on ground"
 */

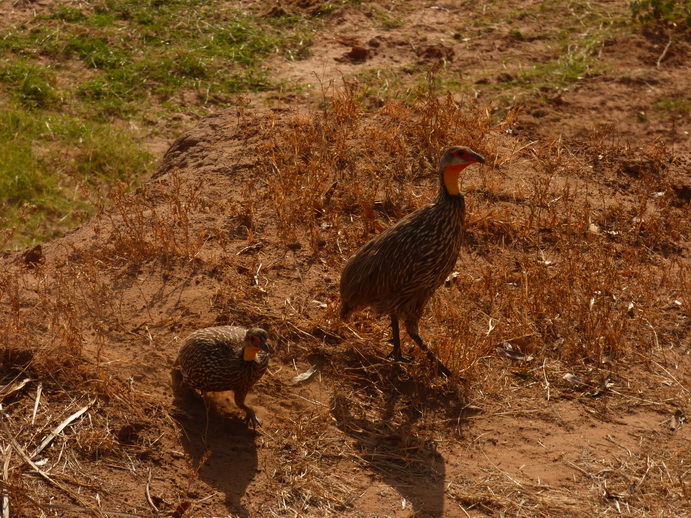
xmin=324 ymin=348 xmax=470 ymax=518
xmin=170 ymin=369 xmax=259 ymax=518
xmin=314 ymin=345 xmax=470 ymax=420
xmin=332 ymin=392 xmax=446 ymax=517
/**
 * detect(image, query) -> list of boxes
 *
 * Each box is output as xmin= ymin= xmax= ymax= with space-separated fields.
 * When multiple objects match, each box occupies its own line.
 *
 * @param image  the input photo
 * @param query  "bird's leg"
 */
xmin=201 ymin=393 xmax=212 ymax=445
xmin=404 ymin=319 xmax=452 ymax=378
xmin=386 ymin=316 xmax=412 ymax=363
xmin=234 ymin=391 xmax=261 ymax=429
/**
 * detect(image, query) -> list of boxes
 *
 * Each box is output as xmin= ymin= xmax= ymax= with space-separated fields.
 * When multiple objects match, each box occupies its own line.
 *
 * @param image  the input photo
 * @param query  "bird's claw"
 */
xmin=387 ymin=350 xmax=413 ymax=363
xmin=427 ymin=353 xmax=452 ymax=378
xmin=435 ymin=361 xmax=452 ymax=378
xmin=244 ymin=412 xmax=262 ymax=429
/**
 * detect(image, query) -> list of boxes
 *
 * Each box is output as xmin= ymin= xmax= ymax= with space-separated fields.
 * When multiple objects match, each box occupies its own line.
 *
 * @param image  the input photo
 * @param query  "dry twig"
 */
xmin=657 ymin=34 xmax=673 ymax=68
xmin=0 ymin=410 xmax=100 ymax=515
xmin=31 ymin=400 xmax=94 ymax=459
xmin=2 ymin=445 xmax=10 ymax=518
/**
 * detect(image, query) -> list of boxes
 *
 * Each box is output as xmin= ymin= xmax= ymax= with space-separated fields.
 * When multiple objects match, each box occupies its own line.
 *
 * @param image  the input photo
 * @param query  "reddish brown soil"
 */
xmin=1 ymin=1 xmax=689 ymax=517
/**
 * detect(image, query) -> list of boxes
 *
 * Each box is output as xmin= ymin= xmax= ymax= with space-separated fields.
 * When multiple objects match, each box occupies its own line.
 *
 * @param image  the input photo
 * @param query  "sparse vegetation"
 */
xmin=655 ymin=94 xmax=691 ymax=112
xmin=0 ymin=0 xmax=317 ymax=248
xmin=0 ymin=1 xmax=689 ymax=517
xmin=631 ymin=0 xmax=691 ymax=29
xmin=2 ymin=81 xmax=688 ymax=515
xmin=0 ymin=105 xmax=154 ymax=245
xmin=369 ymin=5 xmax=405 ymax=30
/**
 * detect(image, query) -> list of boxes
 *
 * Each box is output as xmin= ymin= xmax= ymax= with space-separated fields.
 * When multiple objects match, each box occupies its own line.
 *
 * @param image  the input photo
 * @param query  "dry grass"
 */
xmin=257 ymin=81 xmax=508 ymax=252
xmin=0 ymin=80 xmax=689 ymax=516
xmin=87 ymin=171 xmax=222 ymax=265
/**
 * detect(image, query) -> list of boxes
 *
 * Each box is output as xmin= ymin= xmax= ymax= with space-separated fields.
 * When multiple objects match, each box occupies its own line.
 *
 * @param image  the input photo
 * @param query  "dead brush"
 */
xmin=425 ymin=280 xmax=498 ymax=378
xmin=447 ymin=469 xmax=587 ymax=517
xmin=89 ymin=170 xmax=215 ymax=264
xmin=214 ymin=84 xmax=687 ymax=407
xmin=569 ymin=440 xmax=691 ymax=514
xmin=256 ymin=80 xmax=510 ymax=256
xmin=0 ymin=270 xmax=26 ymax=354
xmin=0 ymin=260 xmax=124 ymax=365
xmin=422 ymin=133 xmax=688 ymax=380
xmin=251 ymin=80 xmax=688 ymax=389
xmin=587 ymin=133 xmax=689 ymax=253
xmin=265 ymin=410 xmax=355 ymax=515
xmin=0 ymin=348 xmax=155 ymax=517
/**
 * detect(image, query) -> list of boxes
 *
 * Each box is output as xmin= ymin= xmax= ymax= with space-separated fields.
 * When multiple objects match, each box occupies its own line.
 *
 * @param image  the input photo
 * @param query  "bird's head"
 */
xmin=243 ymin=328 xmax=271 ymax=361
xmin=439 ymin=146 xmax=485 ymax=195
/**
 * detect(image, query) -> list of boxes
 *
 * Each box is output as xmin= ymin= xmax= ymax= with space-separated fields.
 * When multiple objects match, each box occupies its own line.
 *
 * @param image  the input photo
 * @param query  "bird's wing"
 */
xmin=341 ymin=206 xmax=447 ymax=303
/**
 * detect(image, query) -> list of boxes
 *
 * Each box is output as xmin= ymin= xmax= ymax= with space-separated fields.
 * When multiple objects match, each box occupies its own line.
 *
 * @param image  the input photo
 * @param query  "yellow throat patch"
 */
xmin=243 ymin=346 xmax=259 ymax=361
xmin=443 ymin=164 xmax=465 ymax=195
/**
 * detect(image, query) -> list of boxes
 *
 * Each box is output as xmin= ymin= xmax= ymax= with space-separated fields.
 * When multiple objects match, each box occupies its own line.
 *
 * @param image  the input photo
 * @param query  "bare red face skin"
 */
xmin=453 ymin=149 xmax=484 ymax=164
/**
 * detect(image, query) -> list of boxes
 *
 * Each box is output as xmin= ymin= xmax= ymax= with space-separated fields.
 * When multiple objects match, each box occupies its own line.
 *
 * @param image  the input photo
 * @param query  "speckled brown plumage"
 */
xmin=339 ymin=146 xmax=485 ymax=376
xmin=176 ymin=326 xmax=270 ymax=427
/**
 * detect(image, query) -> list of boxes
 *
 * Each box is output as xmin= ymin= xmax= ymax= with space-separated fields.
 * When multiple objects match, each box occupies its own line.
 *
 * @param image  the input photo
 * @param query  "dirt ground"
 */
xmin=1 ymin=1 xmax=690 ymax=517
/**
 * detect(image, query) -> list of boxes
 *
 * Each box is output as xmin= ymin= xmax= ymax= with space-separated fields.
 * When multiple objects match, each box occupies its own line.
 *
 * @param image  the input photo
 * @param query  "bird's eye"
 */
xmin=251 ymin=336 xmax=260 ymax=346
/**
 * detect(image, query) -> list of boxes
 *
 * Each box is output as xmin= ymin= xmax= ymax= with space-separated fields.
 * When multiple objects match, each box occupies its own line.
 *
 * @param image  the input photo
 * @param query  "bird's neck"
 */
xmin=440 ymin=164 xmax=468 ymax=197
xmin=243 ymin=347 xmax=258 ymax=362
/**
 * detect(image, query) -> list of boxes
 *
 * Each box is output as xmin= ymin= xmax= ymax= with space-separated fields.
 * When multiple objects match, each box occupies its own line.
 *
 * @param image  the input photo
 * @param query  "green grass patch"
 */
xmin=0 ymin=104 xmax=154 ymax=247
xmin=0 ymin=60 xmax=57 ymax=108
xmin=369 ymin=6 xmax=405 ymax=30
xmin=631 ymin=0 xmax=691 ymax=29
xmin=484 ymin=27 xmax=613 ymax=96
xmin=525 ymin=46 xmax=606 ymax=88
xmin=654 ymin=95 xmax=691 ymax=113
xmin=447 ymin=0 xmax=628 ymax=107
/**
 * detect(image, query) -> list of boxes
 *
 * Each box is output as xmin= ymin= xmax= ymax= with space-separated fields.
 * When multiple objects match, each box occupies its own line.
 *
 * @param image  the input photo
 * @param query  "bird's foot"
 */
xmin=244 ymin=410 xmax=262 ymax=429
xmin=386 ymin=350 xmax=413 ymax=363
xmin=434 ymin=360 xmax=452 ymax=378
xmin=426 ymin=353 xmax=451 ymax=378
